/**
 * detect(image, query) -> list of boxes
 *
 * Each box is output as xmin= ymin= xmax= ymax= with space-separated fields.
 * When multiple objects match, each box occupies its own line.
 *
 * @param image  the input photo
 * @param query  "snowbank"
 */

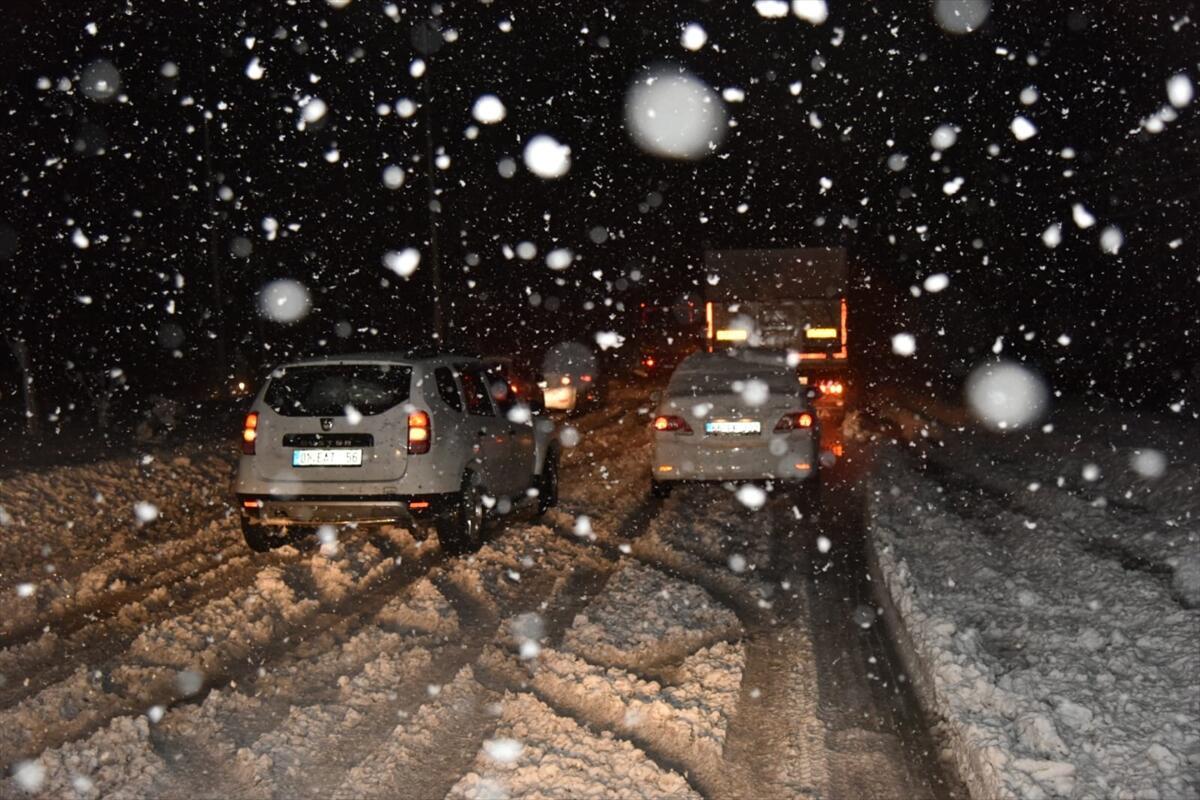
xmin=870 ymin=452 xmax=1200 ymax=800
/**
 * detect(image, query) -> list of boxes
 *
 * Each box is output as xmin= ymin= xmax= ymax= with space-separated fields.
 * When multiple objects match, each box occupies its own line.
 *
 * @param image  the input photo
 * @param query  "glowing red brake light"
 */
xmin=242 ymin=412 xmax=258 ymax=455
xmin=644 ymin=357 xmax=656 ymax=368
xmin=653 ymin=415 xmax=692 ymax=434
xmin=818 ymin=380 xmax=845 ymax=396
xmin=407 ymin=411 xmax=431 ymax=455
xmin=774 ymin=412 xmax=815 ymax=432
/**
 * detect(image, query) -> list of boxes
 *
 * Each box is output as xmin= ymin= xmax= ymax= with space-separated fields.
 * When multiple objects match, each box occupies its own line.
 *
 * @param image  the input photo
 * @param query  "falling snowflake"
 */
xmin=383 ymin=248 xmax=421 ymax=278
xmin=891 ymin=333 xmax=917 ymax=356
xmin=523 ymin=134 xmax=571 ymax=178
xmin=471 ymin=94 xmax=506 ymax=124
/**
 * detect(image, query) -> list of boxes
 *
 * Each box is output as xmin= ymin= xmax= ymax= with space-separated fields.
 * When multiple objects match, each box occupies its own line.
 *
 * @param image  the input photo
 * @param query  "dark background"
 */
xmin=1 ymin=0 xmax=1197 ymax=439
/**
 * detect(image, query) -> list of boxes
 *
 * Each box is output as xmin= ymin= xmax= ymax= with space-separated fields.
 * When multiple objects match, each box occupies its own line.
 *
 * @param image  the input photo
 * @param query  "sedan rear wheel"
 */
xmin=536 ymin=449 xmax=560 ymax=515
xmin=437 ymin=473 xmax=484 ymax=554
xmin=795 ymin=472 xmax=822 ymax=510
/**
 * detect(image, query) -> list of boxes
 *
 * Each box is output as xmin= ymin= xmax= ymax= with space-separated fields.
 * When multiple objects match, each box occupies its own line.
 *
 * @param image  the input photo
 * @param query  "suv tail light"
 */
xmin=407 ymin=411 xmax=431 ymax=454
xmin=774 ymin=411 xmax=815 ymax=432
xmin=242 ymin=412 xmax=258 ymax=454
xmin=652 ymin=415 xmax=693 ymax=434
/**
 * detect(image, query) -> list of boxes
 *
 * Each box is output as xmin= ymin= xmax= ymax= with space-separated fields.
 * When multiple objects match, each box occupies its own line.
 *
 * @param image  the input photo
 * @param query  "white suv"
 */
xmin=233 ymin=353 xmax=559 ymax=553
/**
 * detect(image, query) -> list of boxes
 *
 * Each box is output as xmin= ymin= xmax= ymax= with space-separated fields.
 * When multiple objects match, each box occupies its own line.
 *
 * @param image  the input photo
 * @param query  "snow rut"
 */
xmin=0 ymin=527 xmax=433 ymax=766
xmin=1 ymin=448 xmax=235 ymax=636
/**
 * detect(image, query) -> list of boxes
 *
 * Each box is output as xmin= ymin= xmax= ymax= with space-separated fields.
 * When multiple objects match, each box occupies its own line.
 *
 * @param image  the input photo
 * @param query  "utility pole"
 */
xmin=202 ymin=114 xmax=228 ymax=386
xmin=412 ymin=19 xmax=445 ymax=343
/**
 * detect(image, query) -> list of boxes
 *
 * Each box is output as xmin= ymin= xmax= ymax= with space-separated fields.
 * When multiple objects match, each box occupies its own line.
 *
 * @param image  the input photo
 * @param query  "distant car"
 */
xmin=483 ymin=356 xmax=541 ymax=407
xmin=650 ymin=349 xmax=820 ymax=501
xmin=634 ymin=342 xmax=695 ymax=380
xmin=233 ymin=353 xmax=559 ymax=553
xmin=540 ymin=371 xmax=600 ymax=413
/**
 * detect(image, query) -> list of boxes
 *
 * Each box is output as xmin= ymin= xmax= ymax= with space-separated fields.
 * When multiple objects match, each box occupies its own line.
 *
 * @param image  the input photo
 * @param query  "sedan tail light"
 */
xmin=242 ymin=412 xmax=258 ymax=455
xmin=774 ymin=411 xmax=815 ymax=432
xmin=407 ymin=411 xmax=431 ymax=455
xmin=652 ymin=415 xmax=693 ymax=434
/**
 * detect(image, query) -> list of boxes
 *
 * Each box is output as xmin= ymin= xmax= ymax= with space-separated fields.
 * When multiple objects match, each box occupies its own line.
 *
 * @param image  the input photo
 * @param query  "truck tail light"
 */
xmin=407 ymin=411 xmax=431 ymax=455
xmin=652 ymin=415 xmax=693 ymax=434
xmin=774 ymin=412 xmax=815 ymax=432
xmin=242 ymin=412 xmax=258 ymax=454
xmin=817 ymin=379 xmax=845 ymax=396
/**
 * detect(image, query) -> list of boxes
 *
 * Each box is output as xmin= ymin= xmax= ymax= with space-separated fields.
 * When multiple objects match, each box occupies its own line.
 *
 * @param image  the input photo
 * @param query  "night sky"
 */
xmin=1 ymin=0 xmax=1197 ymax=423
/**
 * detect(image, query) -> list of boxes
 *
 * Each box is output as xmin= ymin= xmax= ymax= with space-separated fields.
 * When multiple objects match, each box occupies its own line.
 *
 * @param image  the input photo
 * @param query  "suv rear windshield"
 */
xmin=264 ymin=364 xmax=412 ymax=417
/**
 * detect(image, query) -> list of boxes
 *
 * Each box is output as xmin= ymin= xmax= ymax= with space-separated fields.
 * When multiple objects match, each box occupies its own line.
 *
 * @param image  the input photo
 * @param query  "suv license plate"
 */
xmin=292 ymin=449 xmax=363 ymax=467
xmin=705 ymin=420 xmax=761 ymax=435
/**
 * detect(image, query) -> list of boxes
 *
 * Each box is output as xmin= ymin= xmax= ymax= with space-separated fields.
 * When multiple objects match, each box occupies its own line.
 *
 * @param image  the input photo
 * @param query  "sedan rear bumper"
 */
xmin=653 ymin=436 xmax=817 ymax=482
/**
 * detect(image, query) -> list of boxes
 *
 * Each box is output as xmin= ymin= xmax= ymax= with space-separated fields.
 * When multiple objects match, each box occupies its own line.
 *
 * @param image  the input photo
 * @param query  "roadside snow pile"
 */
xmin=870 ymin=453 xmax=1200 ymax=800
xmin=447 ymin=691 xmax=700 ymax=800
xmin=563 ymin=561 xmax=740 ymax=670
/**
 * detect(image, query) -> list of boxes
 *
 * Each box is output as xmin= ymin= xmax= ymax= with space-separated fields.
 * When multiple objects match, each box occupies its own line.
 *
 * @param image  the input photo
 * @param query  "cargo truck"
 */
xmin=703 ymin=247 xmax=850 ymax=435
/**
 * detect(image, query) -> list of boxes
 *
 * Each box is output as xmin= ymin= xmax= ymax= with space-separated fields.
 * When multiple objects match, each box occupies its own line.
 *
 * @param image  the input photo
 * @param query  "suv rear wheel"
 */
xmin=437 ymin=473 xmax=484 ymax=554
xmin=242 ymin=519 xmax=276 ymax=552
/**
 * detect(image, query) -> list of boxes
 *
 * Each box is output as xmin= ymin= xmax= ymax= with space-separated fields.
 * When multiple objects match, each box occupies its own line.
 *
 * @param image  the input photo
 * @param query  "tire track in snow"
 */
xmin=0 ymin=529 xmax=440 ymax=764
xmin=0 ymin=541 xmax=262 ymax=712
xmin=237 ymin=523 xmax=611 ymax=800
xmin=2 ymin=517 xmax=245 ymax=650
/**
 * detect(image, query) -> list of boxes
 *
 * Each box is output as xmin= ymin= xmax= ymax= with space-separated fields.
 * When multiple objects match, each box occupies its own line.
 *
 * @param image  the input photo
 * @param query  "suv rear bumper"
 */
xmin=236 ymin=493 xmax=455 ymax=527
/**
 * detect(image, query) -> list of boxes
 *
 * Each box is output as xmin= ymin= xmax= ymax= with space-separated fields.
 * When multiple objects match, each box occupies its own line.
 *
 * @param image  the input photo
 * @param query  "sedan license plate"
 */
xmin=705 ymin=420 xmax=761 ymax=435
xmin=292 ymin=448 xmax=363 ymax=467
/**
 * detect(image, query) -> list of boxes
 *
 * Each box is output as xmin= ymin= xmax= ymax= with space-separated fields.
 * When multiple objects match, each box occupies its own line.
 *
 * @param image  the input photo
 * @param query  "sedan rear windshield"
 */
xmin=264 ymin=364 xmax=412 ymax=417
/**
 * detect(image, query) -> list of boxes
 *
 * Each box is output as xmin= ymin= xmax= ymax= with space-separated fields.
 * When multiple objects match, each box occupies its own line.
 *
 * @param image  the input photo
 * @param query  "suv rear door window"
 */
xmin=435 ymin=367 xmax=463 ymax=412
xmin=264 ymin=364 xmax=412 ymax=417
xmin=458 ymin=367 xmax=496 ymax=417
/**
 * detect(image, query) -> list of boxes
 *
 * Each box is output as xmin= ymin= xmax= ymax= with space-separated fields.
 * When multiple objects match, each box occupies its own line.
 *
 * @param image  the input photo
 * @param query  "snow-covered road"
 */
xmin=0 ymin=389 xmax=968 ymax=799
xmin=5 ymin=386 xmax=1197 ymax=799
